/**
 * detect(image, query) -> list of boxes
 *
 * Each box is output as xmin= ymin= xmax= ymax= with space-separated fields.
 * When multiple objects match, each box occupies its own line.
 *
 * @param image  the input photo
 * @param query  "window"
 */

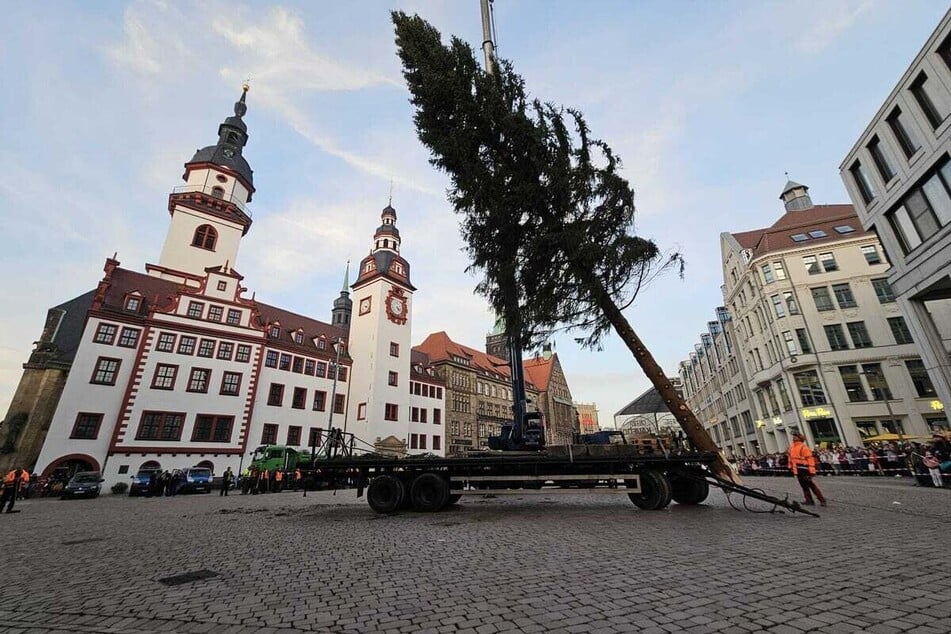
xmin=420 ymin=409 xmax=428 ymax=423
xmin=118 ymin=327 xmax=140 ymax=348
xmin=433 ymin=409 xmax=441 ymax=425
xmin=187 ymin=368 xmax=210 ymax=393
xmin=846 ymin=321 xmax=873 ymax=348
xmin=269 ymin=326 xmax=281 ymax=338
xmin=794 ymin=370 xmax=827 ymax=406
xmin=390 ymin=342 xmax=400 ymax=357
xmin=862 ymin=364 xmax=892 ymax=400
xmin=313 ymin=390 xmax=326 ymax=412
xmin=923 ymin=169 xmax=951 ymax=226
xmin=839 ymin=366 xmax=868 ymax=402
xmin=357 ymin=403 xmax=366 ymax=420
xmin=334 ymin=395 xmax=345 ymax=414
xmin=783 ymin=291 xmax=800 ymax=315
xmin=207 ymin=305 xmax=223 ymax=322
xmin=236 ymin=344 xmax=251 ymax=363
xmin=316 ymin=362 xmax=327 ymax=378
xmin=70 ymin=413 xmax=103 ymax=440
xmin=433 ymin=436 xmax=441 ymax=451
xmin=187 ymin=301 xmax=204 ymax=318
xmin=151 ymin=364 xmax=178 ymax=390
xmin=191 ymin=415 xmax=233 ymax=442
xmin=761 ymin=264 xmax=773 ymax=284
xmin=136 ymin=411 xmax=185 ymax=441
xmin=832 ymin=283 xmax=856 ymax=308
xmin=811 ymin=287 xmax=834 ymax=311
xmin=217 ymin=281 xmax=228 ymax=292
xmin=192 ymin=224 xmax=217 ymax=250
xmin=216 ymin=342 xmax=234 ymax=360
xmin=411 ymin=407 xmax=419 ymax=422
xmin=419 ymin=435 xmax=427 ymax=450
xmin=850 ymin=160 xmax=875 ymax=204
xmin=809 ymin=230 xmax=828 ymax=239
xmin=279 ymin=354 xmax=291 ymax=371
xmin=293 ymin=332 xmax=304 ymax=345
xmin=292 ymin=387 xmax=307 ymax=409
xmin=887 ymin=107 xmax=919 ymax=158
xmin=211 ymin=186 xmax=225 ymax=199
xmin=824 ymin=324 xmax=849 ymax=351
xmin=174 ymin=336 xmax=194 ymax=355
xmin=910 ymin=71 xmax=948 ymax=130
xmin=834 ymin=225 xmax=855 ymax=234
xmin=791 ymin=233 xmax=809 ymax=242
xmin=287 ymin=426 xmax=302 ymax=446
xmin=220 ymin=371 xmax=241 ymax=395
xmin=125 ymin=296 xmax=141 ymax=312
xmin=308 ymin=428 xmax=322 ymax=447
xmin=267 ymin=383 xmax=284 ymax=406
xmin=265 ymin=350 xmax=278 ymax=368
xmin=796 ymin=329 xmax=812 ymax=354
xmin=888 ymin=316 xmax=914 ymax=344
xmin=819 ymin=252 xmax=838 ymax=272
xmin=871 ymin=278 xmax=895 ymax=304
xmin=261 ymin=424 xmax=278 ymax=445
xmin=292 ymin=357 xmax=304 ymax=373
xmin=94 ymin=323 xmax=118 ymax=345
xmin=155 ymin=332 xmax=176 ymax=352
xmin=938 ymin=32 xmax=951 ymax=73
xmin=304 ymin=359 xmax=316 ymax=375
xmin=197 ymin=339 xmax=215 ymax=358
xmin=771 ymin=295 xmax=785 ymax=318
xmin=772 ymin=261 xmax=787 ymax=280
xmin=777 ymin=379 xmax=792 ymax=411
xmin=867 ymin=136 xmax=895 ymax=183
xmin=410 ymin=433 xmax=418 ymax=450
xmin=385 ymin=403 xmax=398 ymax=421
xmin=388 ymin=371 xmax=398 ymax=387
xmin=226 ymin=309 xmax=241 ymax=325
xmin=861 ymin=245 xmax=882 ymax=265
xmin=803 ymin=255 xmax=820 ymax=275
xmin=782 ymin=331 xmax=797 ymax=355
xmin=317 ymin=338 xmax=326 ymax=351
xmin=90 ymin=357 xmax=121 ymax=385
xmin=906 ymin=359 xmax=936 ymax=397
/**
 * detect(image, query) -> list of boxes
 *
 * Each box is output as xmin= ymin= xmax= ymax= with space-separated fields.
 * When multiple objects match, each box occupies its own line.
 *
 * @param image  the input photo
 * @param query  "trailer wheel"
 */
xmin=367 ymin=474 xmax=405 ymax=514
xmin=628 ymin=470 xmax=672 ymax=510
xmin=410 ymin=473 xmax=449 ymax=512
xmin=669 ymin=471 xmax=710 ymax=505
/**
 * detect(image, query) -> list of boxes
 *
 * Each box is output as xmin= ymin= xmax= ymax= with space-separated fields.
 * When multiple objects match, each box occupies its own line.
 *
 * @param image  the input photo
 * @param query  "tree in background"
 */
xmin=392 ymin=12 xmax=735 ymax=482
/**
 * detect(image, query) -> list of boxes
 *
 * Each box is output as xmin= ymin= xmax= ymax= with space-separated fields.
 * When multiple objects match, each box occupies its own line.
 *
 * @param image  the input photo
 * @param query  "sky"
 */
xmin=1 ymin=0 xmax=948 ymax=428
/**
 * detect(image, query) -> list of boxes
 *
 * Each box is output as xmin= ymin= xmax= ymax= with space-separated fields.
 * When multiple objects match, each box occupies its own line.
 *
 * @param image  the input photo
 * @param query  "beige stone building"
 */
xmin=679 ymin=182 xmax=946 ymax=456
xmin=574 ymin=402 xmax=600 ymax=434
xmin=839 ymin=8 xmax=951 ymax=413
xmin=524 ymin=350 xmax=575 ymax=446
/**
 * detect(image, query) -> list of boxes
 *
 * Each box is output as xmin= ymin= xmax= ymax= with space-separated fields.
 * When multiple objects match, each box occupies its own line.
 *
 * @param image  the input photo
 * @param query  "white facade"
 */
xmin=839 ymin=8 xmax=951 ymax=412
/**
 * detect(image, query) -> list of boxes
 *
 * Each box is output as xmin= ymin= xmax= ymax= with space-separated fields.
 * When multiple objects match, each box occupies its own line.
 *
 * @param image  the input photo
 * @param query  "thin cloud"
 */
xmin=795 ymin=0 xmax=879 ymax=54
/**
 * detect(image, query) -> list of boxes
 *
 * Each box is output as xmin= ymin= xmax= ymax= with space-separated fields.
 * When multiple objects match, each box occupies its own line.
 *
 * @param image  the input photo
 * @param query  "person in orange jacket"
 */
xmin=788 ymin=432 xmax=827 ymax=506
xmin=2 ymin=467 xmax=30 ymax=513
xmin=273 ymin=469 xmax=283 ymax=493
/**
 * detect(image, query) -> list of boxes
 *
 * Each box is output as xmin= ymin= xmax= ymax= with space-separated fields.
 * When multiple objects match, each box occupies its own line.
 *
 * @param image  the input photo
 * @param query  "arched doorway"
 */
xmin=42 ymin=454 xmax=101 ymax=482
xmin=139 ymin=460 xmax=161 ymax=471
xmin=195 ymin=460 xmax=214 ymax=472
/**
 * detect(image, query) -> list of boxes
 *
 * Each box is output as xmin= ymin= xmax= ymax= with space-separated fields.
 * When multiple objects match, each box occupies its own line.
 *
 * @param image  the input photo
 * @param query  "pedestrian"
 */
xmin=159 ymin=470 xmax=171 ymax=496
xmin=922 ymin=452 xmax=943 ymax=488
xmin=294 ymin=467 xmax=302 ymax=491
xmin=1 ymin=467 xmax=30 ymax=513
xmin=258 ymin=468 xmax=269 ymax=494
xmin=220 ymin=467 xmax=233 ymax=496
xmin=274 ymin=469 xmax=283 ymax=493
xmin=788 ymin=432 xmax=827 ymax=506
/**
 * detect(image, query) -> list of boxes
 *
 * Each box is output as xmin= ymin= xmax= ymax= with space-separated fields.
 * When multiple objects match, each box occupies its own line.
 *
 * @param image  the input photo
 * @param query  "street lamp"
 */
xmin=327 ymin=337 xmax=345 ymax=433
xmin=861 ymin=367 xmax=900 ymax=442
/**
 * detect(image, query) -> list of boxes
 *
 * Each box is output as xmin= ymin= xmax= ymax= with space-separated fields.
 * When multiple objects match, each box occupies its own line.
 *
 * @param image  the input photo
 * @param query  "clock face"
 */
xmin=389 ymin=297 xmax=404 ymax=316
xmin=385 ymin=289 xmax=408 ymax=325
xmin=359 ymin=298 xmax=371 ymax=315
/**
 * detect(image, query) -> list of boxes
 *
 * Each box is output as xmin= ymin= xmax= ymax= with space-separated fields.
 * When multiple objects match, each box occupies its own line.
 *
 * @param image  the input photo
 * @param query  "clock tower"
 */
xmin=347 ymin=204 xmax=417 ymax=452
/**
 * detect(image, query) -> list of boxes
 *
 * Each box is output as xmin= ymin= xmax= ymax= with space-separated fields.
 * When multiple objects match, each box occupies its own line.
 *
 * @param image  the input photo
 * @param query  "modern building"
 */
xmin=839 ymin=8 xmax=951 ymax=413
xmin=614 ymin=381 xmax=683 ymax=437
xmin=1 ymin=88 xmax=447 ymax=482
xmin=678 ymin=182 xmax=947 ymax=457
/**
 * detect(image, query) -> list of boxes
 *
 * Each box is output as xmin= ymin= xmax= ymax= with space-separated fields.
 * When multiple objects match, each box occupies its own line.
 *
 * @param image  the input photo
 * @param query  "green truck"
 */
xmin=248 ymin=445 xmax=312 ymax=473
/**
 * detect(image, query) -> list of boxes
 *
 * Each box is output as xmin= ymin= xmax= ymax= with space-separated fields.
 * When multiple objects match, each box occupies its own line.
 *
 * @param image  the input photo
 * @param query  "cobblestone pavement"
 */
xmin=1 ymin=475 xmax=949 ymax=634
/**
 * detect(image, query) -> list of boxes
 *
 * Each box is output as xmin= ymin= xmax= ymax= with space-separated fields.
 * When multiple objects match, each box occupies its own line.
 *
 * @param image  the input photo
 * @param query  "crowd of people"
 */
xmin=238 ymin=466 xmax=303 ymax=495
xmin=734 ymin=432 xmax=951 ymax=488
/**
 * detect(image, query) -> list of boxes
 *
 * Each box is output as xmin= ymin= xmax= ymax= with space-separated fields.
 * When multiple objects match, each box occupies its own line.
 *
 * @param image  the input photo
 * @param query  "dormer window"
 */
xmin=192 ymin=225 xmax=217 ymax=250
xmin=364 ymin=261 xmax=376 ymax=273
xmin=392 ymin=262 xmax=404 ymax=275
xmin=317 ymin=338 xmax=327 ymax=351
xmin=294 ymin=331 xmax=304 ymax=344
xmin=269 ymin=326 xmax=281 ymax=338
xmin=125 ymin=296 xmax=141 ymax=312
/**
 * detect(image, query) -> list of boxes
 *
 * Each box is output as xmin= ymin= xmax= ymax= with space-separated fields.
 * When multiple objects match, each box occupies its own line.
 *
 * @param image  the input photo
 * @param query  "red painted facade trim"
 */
xmin=108 ymin=325 xmax=153 ymax=453
xmin=239 ymin=341 xmax=267 ymax=456
xmin=107 ymin=447 xmax=245 ymax=456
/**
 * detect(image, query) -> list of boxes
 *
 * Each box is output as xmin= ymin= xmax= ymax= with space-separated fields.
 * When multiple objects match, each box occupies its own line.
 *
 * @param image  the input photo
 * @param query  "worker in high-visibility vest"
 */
xmin=258 ymin=468 xmax=269 ymax=494
xmin=2 ymin=467 xmax=30 ymax=513
xmin=294 ymin=468 xmax=302 ymax=490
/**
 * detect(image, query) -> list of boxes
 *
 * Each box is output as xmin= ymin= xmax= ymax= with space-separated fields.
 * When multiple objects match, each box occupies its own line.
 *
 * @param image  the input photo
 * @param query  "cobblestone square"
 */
xmin=2 ymin=476 xmax=949 ymax=633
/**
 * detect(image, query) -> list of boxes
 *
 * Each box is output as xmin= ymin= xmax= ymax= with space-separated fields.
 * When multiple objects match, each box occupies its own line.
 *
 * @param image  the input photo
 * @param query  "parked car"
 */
xmin=60 ymin=472 xmax=103 ymax=499
xmin=180 ymin=467 xmax=213 ymax=493
xmin=129 ymin=469 xmax=160 ymax=496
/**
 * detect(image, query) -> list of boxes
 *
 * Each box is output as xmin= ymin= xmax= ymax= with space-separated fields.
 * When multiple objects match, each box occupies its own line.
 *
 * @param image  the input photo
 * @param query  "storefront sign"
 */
xmin=801 ymin=407 xmax=832 ymax=420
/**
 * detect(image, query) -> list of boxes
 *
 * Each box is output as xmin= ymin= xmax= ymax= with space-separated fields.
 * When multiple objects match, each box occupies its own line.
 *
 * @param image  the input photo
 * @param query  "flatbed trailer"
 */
xmin=308 ymin=450 xmax=722 ymax=514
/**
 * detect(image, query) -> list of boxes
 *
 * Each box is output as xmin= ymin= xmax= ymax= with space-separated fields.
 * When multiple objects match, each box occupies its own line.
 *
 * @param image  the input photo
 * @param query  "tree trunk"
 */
xmin=591 ymin=283 xmax=739 ymax=483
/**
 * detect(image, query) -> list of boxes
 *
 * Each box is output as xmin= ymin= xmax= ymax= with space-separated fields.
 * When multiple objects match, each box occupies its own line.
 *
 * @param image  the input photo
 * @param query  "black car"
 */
xmin=60 ymin=472 xmax=103 ymax=499
xmin=129 ymin=469 xmax=160 ymax=496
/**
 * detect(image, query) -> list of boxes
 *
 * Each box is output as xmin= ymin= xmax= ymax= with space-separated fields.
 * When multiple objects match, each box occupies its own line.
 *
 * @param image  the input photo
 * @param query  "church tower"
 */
xmin=331 ymin=261 xmax=353 ymax=329
xmin=149 ymin=85 xmax=255 ymax=285
xmin=346 ymin=204 xmax=417 ymax=452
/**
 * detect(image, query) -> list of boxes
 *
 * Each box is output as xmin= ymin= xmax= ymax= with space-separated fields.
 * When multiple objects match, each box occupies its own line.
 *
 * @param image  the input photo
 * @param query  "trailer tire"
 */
xmin=670 ymin=471 xmax=710 ymax=505
xmin=410 ymin=473 xmax=449 ymax=512
xmin=367 ymin=474 xmax=405 ymax=514
xmin=628 ymin=470 xmax=672 ymax=510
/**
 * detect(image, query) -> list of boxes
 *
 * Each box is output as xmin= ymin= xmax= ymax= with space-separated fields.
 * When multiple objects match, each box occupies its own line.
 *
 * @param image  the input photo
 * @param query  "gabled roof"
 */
xmin=730 ymin=204 xmax=867 ymax=259
xmin=615 ymin=382 xmax=681 ymax=417
xmin=523 ymin=355 xmax=554 ymax=392
xmin=415 ymin=331 xmax=538 ymax=390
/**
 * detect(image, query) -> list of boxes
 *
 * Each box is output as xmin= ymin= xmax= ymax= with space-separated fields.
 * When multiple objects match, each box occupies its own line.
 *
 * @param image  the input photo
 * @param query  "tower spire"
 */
xmin=342 ymin=259 xmax=351 ymax=292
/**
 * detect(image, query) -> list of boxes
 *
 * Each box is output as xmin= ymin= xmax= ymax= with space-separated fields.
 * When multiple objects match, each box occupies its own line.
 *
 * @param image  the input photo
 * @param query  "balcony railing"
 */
xmin=172 ymin=185 xmax=251 ymax=218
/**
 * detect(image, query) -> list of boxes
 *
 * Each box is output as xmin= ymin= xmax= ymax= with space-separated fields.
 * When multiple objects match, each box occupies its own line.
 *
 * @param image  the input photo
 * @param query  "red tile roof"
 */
xmin=731 ymin=204 xmax=868 ymax=258
xmin=415 ymin=331 xmax=537 ymax=389
xmin=523 ymin=355 xmax=554 ymax=392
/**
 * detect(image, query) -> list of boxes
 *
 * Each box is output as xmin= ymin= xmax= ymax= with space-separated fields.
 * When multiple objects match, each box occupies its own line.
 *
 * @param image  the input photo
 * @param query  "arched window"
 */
xmin=211 ymin=186 xmax=225 ymax=199
xmin=140 ymin=460 xmax=161 ymax=471
xmin=195 ymin=460 xmax=214 ymax=472
xmin=192 ymin=224 xmax=217 ymax=250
